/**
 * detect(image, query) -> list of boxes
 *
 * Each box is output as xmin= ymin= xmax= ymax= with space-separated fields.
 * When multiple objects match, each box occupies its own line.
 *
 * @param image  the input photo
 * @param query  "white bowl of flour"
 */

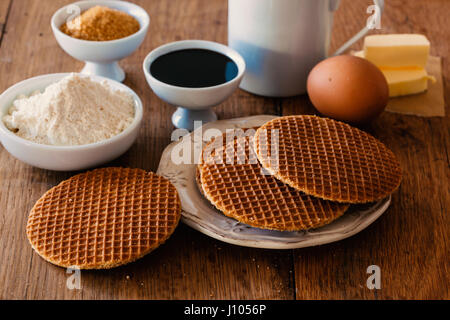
xmin=0 ymin=73 xmax=143 ymax=171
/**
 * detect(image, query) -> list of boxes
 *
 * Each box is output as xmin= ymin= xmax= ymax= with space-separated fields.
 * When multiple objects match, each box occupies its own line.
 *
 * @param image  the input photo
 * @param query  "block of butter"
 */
xmin=354 ymin=50 xmax=435 ymax=97
xmin=380 ymin=67 xmax=436 ymax=98
xmin=363 ymin=34 xmax=430 ymax=68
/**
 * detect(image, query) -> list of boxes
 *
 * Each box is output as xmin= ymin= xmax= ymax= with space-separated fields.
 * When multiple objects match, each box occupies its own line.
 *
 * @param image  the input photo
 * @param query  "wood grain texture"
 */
xmin=0 ymin=0 xmax=448 ymax=300
xmin=0 ymin=0 xmax=11 ymax=24
xmin=0 ymin=0 xmax=11 ymax=43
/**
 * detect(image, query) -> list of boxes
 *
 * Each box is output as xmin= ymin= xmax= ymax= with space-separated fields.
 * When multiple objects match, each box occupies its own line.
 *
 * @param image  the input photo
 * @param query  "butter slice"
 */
xmin=353 ymin=50 xmax=365 ymax=58
xmin=363 ymin=34 xmax=430 ymax=68
xmin=380 ymin=67 xmax=436 ymax=98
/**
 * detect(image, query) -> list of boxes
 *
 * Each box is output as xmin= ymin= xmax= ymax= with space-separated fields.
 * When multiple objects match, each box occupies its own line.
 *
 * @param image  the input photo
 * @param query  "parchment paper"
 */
xmin=385 ymin=56 xmax=445 ymax=117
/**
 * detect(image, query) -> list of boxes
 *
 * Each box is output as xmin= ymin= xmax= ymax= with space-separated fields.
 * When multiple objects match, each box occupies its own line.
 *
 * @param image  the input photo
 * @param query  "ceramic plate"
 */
xmin=157 ymin=115 xmax=390 ymax=249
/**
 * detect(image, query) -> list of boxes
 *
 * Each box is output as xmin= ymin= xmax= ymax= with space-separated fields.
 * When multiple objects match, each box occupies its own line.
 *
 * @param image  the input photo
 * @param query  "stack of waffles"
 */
xmin=197 ymin=115 xmax=402 ymax=232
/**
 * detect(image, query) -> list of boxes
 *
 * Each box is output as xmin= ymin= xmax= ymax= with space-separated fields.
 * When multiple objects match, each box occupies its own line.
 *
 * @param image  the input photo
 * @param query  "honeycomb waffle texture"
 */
xmin=197 ymin=127 xmax=260 ymax=197
xmin=254 ymin=115 xmax=402 ymax=203
xmin=26 ymin=167 xmax=181 ymax=269
xmin=200 ymin=136 xmax=349 ymax=231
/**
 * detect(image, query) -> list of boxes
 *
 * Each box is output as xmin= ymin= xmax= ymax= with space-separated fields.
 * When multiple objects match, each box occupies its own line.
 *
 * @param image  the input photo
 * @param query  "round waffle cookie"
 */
xmin=26 ymin=167 xmax=181 ymax=269
xmin=199 ymin=136 xmax=349 ymax=231
xmin=254 ymin=115 xmax=402 ymax=203
xmin=196 ymin=127 xmax=260 ymax=197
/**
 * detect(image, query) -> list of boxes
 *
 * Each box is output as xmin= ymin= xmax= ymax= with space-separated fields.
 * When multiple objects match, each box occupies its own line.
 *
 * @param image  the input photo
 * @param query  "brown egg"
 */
xmin=307 ymin=55 xmax=389 ymax=124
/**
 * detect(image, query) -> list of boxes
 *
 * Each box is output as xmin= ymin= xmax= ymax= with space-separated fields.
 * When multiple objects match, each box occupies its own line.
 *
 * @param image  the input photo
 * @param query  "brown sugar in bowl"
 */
xmin=60 ymin=5 xmax=141 ymax=41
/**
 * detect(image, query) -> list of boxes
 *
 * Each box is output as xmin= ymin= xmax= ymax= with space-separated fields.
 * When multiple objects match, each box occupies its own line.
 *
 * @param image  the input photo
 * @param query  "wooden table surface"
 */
xmin=0 ymin=0 xmax=448 ymax=300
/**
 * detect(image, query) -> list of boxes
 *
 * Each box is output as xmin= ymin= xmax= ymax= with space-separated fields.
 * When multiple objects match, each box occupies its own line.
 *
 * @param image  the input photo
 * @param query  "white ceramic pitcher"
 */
xmin=228 ymin=0 xmax=384 ymax=97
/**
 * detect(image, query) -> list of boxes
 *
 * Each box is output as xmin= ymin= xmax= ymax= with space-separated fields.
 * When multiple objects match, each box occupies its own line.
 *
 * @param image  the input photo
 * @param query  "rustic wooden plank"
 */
xmin=283 ymin=0 xmax=449 ymax=299
xmin=0 ymin=3 xmax=10 ymax=26
xmin=0 ymin=0 xmax=12 ymax=44
xmin=0 ymin=0 xmax=291 ymax=299
xmin=0 ymin=0 xmax=11 ymax=25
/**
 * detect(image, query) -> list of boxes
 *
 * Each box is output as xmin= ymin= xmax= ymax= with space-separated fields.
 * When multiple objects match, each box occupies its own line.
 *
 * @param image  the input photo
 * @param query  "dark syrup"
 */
xmin=150 ymin=49 xmax=238 ymax=88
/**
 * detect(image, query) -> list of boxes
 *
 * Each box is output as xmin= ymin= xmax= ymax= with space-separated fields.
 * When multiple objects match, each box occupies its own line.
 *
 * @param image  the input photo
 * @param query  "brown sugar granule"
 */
xmin=60 ymin=6 xmax=140 ymax=41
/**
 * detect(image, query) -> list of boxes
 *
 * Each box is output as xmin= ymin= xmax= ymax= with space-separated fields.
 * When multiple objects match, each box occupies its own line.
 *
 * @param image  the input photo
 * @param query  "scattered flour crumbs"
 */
xmin=3 ymin=74 xmax=135 ymax=146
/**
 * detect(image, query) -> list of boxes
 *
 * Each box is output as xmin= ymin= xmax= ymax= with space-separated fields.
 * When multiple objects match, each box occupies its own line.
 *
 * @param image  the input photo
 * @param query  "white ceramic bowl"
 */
xmin=51 ymin=0 xmax=150 ymax=82
xmin=142 ymin=40 xmax=246 ymax=130
xmin=0 ymin=73 xmax=143 ymax=171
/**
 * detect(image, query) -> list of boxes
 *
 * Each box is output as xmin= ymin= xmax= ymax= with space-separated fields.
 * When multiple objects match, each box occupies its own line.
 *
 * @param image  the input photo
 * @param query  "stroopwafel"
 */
xmin=199 ymin=136 xmax=349 ymax=231
xmin=26 ymin=167 xmax=181 ymax=269
xmin=254 ymin=115 xmax=402 ymax=203
xmin=196 ymin=127 xmax=259 ymax=197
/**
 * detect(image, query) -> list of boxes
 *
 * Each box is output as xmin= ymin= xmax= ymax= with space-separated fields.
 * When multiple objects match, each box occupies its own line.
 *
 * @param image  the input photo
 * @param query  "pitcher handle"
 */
xmin=331 ymin=0 xmax=385 ymax=56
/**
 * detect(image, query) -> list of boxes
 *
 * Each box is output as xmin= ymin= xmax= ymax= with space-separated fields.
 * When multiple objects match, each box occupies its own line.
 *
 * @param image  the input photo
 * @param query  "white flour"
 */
xmin=3 ymin=74 xmax=135 ymax=146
